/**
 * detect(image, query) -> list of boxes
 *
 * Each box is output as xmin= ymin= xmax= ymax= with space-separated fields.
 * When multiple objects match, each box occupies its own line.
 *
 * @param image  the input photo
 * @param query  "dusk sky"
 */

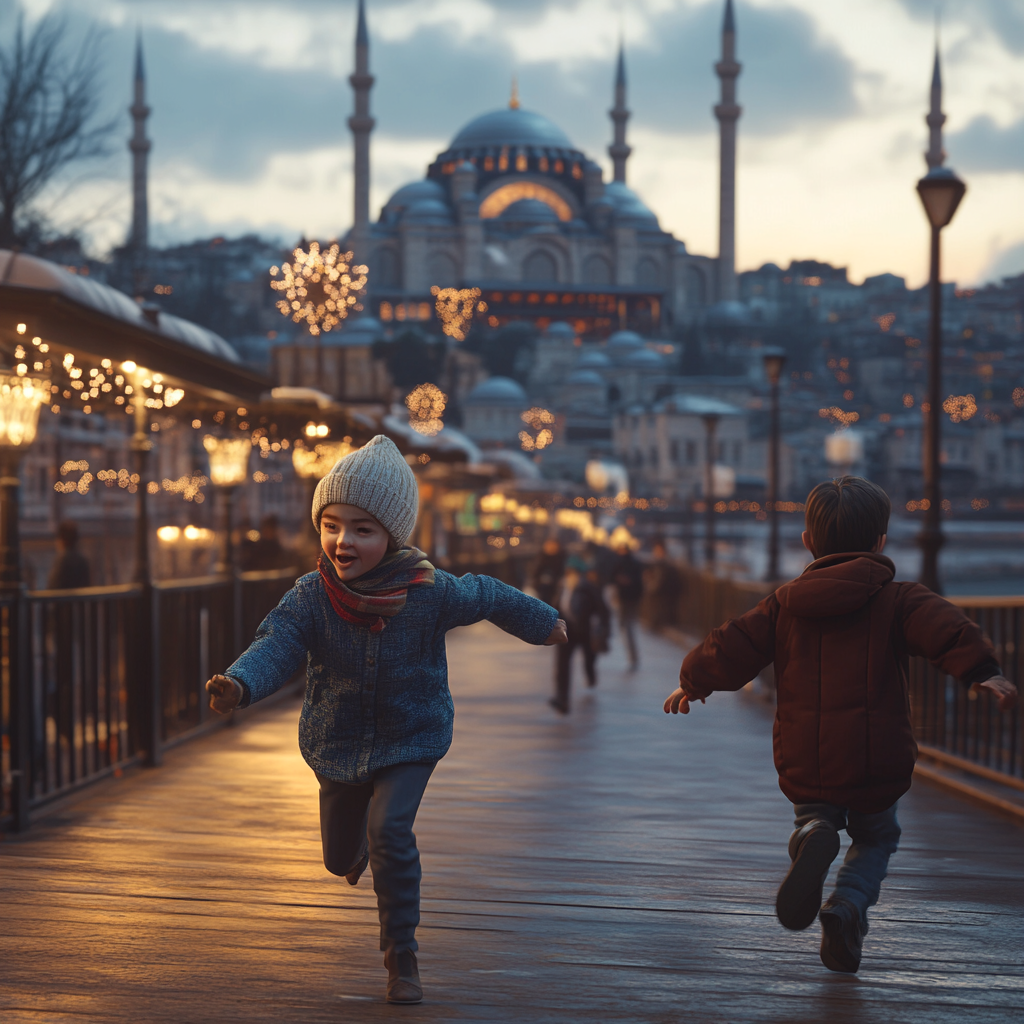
xmin=10 ymin=0 xmax=1024 ymax=288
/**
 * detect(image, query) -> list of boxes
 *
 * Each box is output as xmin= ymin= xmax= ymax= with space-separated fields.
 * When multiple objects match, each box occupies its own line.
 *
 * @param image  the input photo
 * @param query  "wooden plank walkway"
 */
xmin=1 ymin=622 xmax=1022 ymax=1023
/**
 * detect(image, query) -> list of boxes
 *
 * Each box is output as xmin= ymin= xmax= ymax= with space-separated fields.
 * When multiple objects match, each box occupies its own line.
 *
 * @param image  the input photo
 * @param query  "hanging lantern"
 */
xmin=203 ymin=436 xmax=251 ymax=487
xmin=0 ymin=373 xmax=50 ymax=447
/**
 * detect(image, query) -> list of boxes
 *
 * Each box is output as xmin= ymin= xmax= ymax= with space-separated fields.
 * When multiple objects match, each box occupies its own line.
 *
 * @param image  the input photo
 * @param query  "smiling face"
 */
xmin=319 ymin=503 xmax=391 ymax=581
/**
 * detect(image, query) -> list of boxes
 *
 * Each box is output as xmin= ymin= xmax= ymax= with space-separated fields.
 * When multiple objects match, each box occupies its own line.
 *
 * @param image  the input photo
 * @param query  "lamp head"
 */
xmin=761 ymin=347 xmax=787 ymax=386
xmin=916 ymin=167 xmax=966 ymax=229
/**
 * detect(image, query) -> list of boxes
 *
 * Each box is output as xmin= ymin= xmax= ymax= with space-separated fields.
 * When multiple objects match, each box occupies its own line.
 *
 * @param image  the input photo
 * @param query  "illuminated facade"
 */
xmin=345 ymin=10 xmax=719 ymax=340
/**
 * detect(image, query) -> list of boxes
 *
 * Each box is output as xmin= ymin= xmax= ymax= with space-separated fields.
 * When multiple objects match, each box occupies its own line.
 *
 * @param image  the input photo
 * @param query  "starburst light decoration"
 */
xmin=406 ymin=383 xmax=447 ymax=436
xmin=942 ymin=394 xmax=977 ymax=423
xmin=519 ymin=406 xmax=554 ymax=452
xmin=431 ymin=287 xmax=487 ymax=341
xmin=270 ymin=242 xmax=368 ymax=337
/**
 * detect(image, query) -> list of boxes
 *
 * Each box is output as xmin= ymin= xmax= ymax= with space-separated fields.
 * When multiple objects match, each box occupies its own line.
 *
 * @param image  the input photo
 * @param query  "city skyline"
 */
xmin=7 ymin=0 xmax=1023 ymax=289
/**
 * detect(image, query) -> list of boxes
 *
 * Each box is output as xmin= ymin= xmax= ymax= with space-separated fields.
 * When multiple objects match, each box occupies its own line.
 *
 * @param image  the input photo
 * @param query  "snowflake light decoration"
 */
xmin=519 ymin=406 xmax=554 ymax=451
xmin=431 ymin=286 xmax=487 ymax=341
xmin=270 ymin=242 xmax=368 ymax=336
xmin=406 ymin=383 xmax=447 ymax=437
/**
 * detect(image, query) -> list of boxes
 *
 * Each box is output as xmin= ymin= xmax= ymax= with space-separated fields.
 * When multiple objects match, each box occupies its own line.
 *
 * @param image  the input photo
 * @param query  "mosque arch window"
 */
xmin=637 ymin=258 xmax=662 ymax=288
xmin=376 ymin=248 xmax=401 ymax=289
xmin=479 ymin=182 xmax=573 ymax=222
xmin=686 ymin=265 xmax=708 ymax=308
xmin=539 ymin=155 xmax=549 ymax=172
xmin=427 ymin=251 xmax=459 ymax=288
xmin=499 ymin=147 xmax=509 ymax=172
xmin=515 ymin=149 xmax=527 ymax=172
xmin=583 ymin=255 xmax=612 ymax=286
xmin=523 ymin=251 xmax=558 ymax=284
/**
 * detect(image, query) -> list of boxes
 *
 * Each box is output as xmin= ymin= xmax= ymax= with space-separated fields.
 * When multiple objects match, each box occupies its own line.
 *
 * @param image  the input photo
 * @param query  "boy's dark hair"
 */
xmin=57 ymin=521 xmax=80 ymax=548
xmin=804 ymin=476 xmax=891 ymax=557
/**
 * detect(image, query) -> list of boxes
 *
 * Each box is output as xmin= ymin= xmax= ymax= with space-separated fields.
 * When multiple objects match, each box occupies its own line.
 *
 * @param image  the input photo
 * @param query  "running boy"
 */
xmin=664 ymin=477 xmax=1016 ymax=973
xmin=205 ymin=435 xmax=566 ymax=1004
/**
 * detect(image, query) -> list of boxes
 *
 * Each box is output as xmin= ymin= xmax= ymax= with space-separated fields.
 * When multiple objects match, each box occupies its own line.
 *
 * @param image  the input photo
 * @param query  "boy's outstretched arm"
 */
xmin=664 ymin=594 xmax=778 ymax=715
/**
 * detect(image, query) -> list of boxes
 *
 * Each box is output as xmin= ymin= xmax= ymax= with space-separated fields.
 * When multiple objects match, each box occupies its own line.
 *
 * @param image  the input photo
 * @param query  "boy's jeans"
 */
xmin=317 ymin=762 xmax=435 ymax=954
xmin=792 ymin=801 xmax=901 ymax=927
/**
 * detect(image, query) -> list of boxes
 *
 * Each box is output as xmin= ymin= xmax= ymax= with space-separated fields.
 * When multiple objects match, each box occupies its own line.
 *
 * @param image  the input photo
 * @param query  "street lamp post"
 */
xmin=916 ymin=170 xmax=964 ymax=593
xmin=762 ymin=348 xmax=786 ymax=581
xmin=701 ymin=413 xmax=720 ymax=568
xmin=0 ymin=369 xmax=49 ymax=830
xmin=204 ymin=436 xmax=252 ymax=575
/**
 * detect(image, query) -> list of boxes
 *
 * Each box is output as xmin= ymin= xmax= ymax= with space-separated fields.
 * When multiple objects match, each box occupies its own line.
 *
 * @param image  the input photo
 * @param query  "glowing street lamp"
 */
xmin=203 ymin=436 xmax=251 ymax=573
xmin=0 ymin=371 xmax=49 ymax=587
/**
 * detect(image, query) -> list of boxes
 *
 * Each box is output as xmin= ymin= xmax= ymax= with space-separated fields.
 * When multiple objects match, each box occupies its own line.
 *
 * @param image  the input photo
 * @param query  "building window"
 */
xmin=637 ymin=258 xmax=661 ymax=288
xmin=523 ymin=250 xmax=558 ymax=283
xmin=733 ymin=442 xmax=742 ymax=464
xmin=670 ymin=439 xmax=679 ymax=463
xmin=686 ymin=265 xmax=707 ymax=308
xmin=583 ymin=255 xmax=612 ymax=286
xmin=686 ymin=441 xmax=696 ymax=465
xmin=650 ymin=447 xmax=658 ymax=467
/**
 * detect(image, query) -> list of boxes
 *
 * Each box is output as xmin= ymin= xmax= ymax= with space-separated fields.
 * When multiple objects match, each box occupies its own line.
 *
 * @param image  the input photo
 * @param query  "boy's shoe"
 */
xmin=775 ymin=820 xmax=840 ymax=931
xmin=345 ymin=848 xmax=369 ymax=886
xmin=548 ymin=697 xmax=569 ymax=714
xmin=819 ymin=896 xmax=865 ymax=973
xmin=384 ymin=949 xmax=423 ymax=1004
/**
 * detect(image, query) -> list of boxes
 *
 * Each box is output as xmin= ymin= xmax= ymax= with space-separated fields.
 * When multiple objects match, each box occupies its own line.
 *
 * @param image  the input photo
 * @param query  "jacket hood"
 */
xmin=776 ymin=552 xmax=895 ymax=618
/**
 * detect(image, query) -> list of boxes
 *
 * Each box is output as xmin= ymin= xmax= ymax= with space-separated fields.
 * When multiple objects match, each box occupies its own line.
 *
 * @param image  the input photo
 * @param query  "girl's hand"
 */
xmin=206 ymin=675 xmax=243 ymax=714
xmin=544 ymin=619 xmax=568 ymax=645
xmin=663 ymin=687 xmax=705 ymax=714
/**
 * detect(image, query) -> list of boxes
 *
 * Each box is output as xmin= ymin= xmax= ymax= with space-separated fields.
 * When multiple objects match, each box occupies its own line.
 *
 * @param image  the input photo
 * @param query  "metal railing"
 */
xmin=1 ymin=567 xmax=297 ymax=830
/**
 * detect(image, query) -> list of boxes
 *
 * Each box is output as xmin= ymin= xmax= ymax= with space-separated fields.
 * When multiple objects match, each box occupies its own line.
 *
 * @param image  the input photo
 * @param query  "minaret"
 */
xmin=608 ymin=41 xmax=631 ymax=184
xmin=127 ymin=32 xmax=150 ymax=257
xmin=714 ymin=0 xmax=741 ymax=303
xmin=348 ymin=0 xmax=375 ymax=260
xmin=925 ymin=42 xmax=946 ymax=170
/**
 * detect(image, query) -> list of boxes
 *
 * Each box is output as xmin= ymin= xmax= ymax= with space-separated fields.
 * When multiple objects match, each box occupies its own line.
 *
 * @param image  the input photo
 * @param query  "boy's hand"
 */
xmin=663 ymin=687 xmax=705 ymax=714
xmin=544 ymin=619 xmax=568 ymax=645
xmin=206 ymin=674 xmax=243 ymax=714
xmin=972 ymin=674 xmax=1017 ymax=712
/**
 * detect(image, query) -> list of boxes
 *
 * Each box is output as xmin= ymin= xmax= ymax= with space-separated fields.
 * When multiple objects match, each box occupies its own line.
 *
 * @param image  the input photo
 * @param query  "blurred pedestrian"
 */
xmin=610 ymin=543 xmax=643 ymax=670
xmin=47 ymin=521 xmax=90 ymax=589
xmin=242 ymin=514 xmax=296 ymax=572
xmin=531 ymin=537 xmax=565 ymax=606
xmin=551 ymin=559 xmax=611 ymax=713
xmin=643 ymin=541 xmax=681 ymax=632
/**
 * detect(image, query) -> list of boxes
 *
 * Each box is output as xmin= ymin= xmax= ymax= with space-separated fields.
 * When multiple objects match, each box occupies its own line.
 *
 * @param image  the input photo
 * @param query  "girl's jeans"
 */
xmin=317 ymin=762 xmax=435 ymax=953
xmin=793 ymin=801 xmax=901 ymax=927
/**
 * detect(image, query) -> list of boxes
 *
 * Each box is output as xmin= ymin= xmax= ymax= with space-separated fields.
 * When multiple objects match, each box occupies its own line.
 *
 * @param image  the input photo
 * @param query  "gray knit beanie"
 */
xmin=311 ymin=435 xmax=419 ymax=547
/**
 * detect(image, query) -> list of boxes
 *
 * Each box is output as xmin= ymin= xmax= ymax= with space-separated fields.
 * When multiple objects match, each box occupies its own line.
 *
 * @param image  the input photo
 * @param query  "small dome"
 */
xmin=607 ymin=330 xmax=645 ymax=360
xmin=450 ymin=108 xmax=574 ymax=150
xmin=567 ymin=368 xmax=605 ymax=386
xmin=604 ymin=182 xmax=660 ymax=229
xmin=464 ymin=375 xmax=528 ymax=406
xmin=543 ymin=321 xmax=576 ymax=341
xmin=622 ymin=348 xmax=664 ymax=369
xmin=381 ymin=179 xmax=447 ymax=224
xmin=576 ymin=349 xmax=611 ymax=369
xmin=499 ymin=199 xmax=560 ymax=225
xmin=403 ymin=198 xmax=454 ymax=225
xmin=327 ymin=315 xmax=382 ymax=347
xmin=706 ymin=300 xmax=752 ymax=326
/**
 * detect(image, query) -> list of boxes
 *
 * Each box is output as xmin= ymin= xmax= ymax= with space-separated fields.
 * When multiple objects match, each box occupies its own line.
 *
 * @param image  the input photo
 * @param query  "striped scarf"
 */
xmin=317 ymin=546 xmax=435 ymax=633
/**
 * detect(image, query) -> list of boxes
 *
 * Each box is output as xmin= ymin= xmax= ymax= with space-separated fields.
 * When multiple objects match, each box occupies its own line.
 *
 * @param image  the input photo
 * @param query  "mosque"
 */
xmin=343 ymin=0 xmax=742 ymax=339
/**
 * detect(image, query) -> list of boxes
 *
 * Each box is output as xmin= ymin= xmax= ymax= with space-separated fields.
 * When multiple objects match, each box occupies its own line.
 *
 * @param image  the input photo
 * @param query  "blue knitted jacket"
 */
xmin=227 ymin=569 xmax=558 ymax=783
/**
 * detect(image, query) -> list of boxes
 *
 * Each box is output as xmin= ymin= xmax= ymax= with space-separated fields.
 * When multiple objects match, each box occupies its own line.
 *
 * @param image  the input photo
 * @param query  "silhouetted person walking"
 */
xmin=551 ymin=562 xmax=610 ymax=714
xmin=47 ymin=521 xmax=90 ymax=589
xmin=531 ymin=537 xmax=565 ymax=607
xmin=611 ymin=544 xmax=643 ymax=670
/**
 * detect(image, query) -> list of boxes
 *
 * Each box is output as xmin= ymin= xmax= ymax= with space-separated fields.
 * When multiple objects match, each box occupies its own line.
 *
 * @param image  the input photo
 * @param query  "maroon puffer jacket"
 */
xmin=678 ymin=553 xmax=999 ymax=812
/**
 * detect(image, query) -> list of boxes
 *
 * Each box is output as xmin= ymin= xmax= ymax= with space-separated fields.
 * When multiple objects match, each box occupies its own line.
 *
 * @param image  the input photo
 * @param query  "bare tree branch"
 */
xmin=0 ymin=13 xmax=116 ymax=245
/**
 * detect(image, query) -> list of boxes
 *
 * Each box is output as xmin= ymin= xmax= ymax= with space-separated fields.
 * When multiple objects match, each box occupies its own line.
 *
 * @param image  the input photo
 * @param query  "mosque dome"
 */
xmin=498 ymin=198 xmax=560 ymax=226
xmin=327 ymin=315 xmax=383 ymax=347
xmin=576 ymin=349 xmax=611 ymax=369
xmin=622 ymin=348 xmax=664 ymax=369
xmin=450 ymin=108 xmax=575 ymax=151
xmin=464 ymin=375 xmax=528 ymax=406
xmin=403 ymin=198 xmax=454 ymax=225
xmin=381 ymin=179 xmax=448 ymax=225
xmin=543 ymin=321 xmax=576 ymax=342
xmin=604 ymin=182 xmax=660 ymax=230
xmin=567 ymin=368 xmax=605 ymax=386
xmin=607 ymin=329 xmax=645 ymax=362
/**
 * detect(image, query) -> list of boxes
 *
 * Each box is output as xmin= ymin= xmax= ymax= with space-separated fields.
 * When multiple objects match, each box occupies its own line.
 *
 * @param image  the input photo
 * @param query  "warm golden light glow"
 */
xmin=478 ymin=182 xmax=573 ymax=222
xmin=203 ymin=436 xmax=251 ymax=486
xmin=0 ymin=375 xmax=49 ymax=447
xmin=519 ymin=406 xmax=554 ymax=451
xmin=943 ymin=394 xmax=977 ymax=423
xmin=292 ymin=440 xmax=356 ymax=480
xmin=269 ymin=242 xmax=368 ymax=336
xmin=431 ymin=287 xmax=485 ymax=341
xmin=406 ymin=383 xmax=447 ymax=436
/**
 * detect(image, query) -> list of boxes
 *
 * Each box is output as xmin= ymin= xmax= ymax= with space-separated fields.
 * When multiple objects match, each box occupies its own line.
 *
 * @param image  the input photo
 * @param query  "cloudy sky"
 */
xmin=9 ymin=0 xmax=1024 ymax=286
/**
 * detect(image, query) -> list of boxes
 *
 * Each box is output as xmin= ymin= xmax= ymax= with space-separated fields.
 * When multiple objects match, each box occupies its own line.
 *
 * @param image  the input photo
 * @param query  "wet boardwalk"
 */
xmin=1 ymin=623 xmax=1022 ymax=1023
